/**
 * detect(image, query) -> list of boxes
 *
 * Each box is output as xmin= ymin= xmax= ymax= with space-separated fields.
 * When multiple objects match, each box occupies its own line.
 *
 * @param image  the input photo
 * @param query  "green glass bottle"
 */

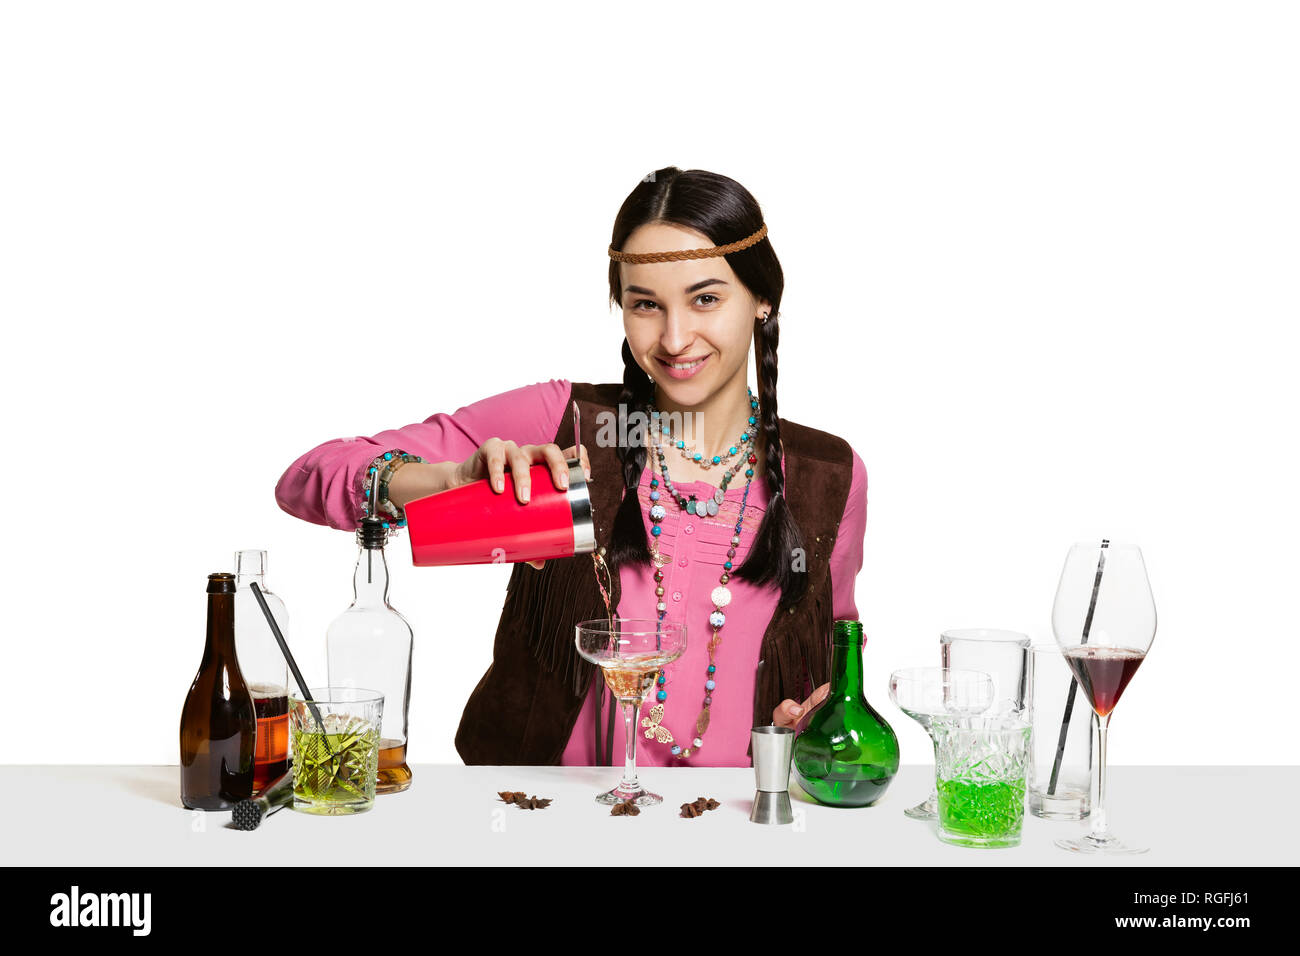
xmin=792 ymin=620 xmax=900 ymax=807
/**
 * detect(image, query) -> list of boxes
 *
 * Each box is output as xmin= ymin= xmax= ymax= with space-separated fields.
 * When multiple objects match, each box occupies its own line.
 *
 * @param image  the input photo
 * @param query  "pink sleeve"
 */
xmin=275 ymin=378 xmax=573 ymax=531
xmin=828 ymin=448 xmax=868 ymax=621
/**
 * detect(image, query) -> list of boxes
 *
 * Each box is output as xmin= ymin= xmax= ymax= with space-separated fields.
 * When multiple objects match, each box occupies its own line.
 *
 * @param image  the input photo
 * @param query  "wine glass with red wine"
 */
xmin=1051 ymin=541 xmax=1156 ymax=854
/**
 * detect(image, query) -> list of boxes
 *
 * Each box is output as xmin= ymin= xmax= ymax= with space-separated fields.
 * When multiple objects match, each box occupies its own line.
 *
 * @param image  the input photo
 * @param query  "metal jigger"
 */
xmin=749 ymin=726 xmax=795 ymax=825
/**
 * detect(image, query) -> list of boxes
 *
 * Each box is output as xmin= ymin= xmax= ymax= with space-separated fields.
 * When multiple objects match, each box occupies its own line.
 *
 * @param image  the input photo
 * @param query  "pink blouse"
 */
xmin=275 ymin=378 xmax=868 ymax=767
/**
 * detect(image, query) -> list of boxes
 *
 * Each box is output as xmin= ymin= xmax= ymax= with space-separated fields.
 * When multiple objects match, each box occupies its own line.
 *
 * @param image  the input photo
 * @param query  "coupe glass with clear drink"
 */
xmin=1051 ymin=541 xmax=1156 ymax=854
xmin=913 ymin=629 xmax=1027 ymax=822
xmin=575 ymin=619 xmax=685 ymax=807
xmin=888 ymin=667 xmax=995 ymax=819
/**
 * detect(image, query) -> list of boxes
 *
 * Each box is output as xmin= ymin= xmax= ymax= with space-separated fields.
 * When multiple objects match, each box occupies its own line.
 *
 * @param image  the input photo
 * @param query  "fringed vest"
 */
xmin=454 ymin=382 xmax=856 ymax=765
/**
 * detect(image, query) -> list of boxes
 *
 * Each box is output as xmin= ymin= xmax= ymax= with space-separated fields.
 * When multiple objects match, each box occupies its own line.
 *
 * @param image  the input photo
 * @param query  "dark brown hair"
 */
xmin=605 ymin=166 xmax=807 ymax=608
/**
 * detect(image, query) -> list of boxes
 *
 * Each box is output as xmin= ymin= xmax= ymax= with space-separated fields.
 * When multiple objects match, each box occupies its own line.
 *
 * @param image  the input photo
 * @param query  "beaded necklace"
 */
xmin=640 ymin=388 xmax=761 ymax=759
xmin=664 ymin=425 xmax=748 ymax=472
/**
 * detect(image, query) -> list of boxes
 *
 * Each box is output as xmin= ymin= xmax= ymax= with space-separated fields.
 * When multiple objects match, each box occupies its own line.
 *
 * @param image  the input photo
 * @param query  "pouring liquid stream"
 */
xmin=578 ymin=399 xmax=624 ymax=763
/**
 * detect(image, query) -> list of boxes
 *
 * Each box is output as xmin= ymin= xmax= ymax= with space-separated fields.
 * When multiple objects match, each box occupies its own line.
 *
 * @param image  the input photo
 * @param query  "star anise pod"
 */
xmin=610 ymin=800 xmax=640 ymax=816
xmin=497 ymin=790 xmax=552 ymax=809
xmin=681 ymin=796 xmax=721 ymax=817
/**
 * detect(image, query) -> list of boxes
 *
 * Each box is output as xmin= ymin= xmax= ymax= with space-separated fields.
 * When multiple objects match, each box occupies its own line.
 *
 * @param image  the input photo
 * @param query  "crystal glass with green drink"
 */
xmin=290 ymin=687 xmax=383 ymax=815
xmin=888 ymin=666 xmax=995 ymax=819
xmin=931 ymin=713 xmax=1031 ymax=848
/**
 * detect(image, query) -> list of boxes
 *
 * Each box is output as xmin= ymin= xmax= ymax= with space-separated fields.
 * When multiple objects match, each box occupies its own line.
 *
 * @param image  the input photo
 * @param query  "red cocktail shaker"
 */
xmin=405 ymin=458 xmax=596 ymax=567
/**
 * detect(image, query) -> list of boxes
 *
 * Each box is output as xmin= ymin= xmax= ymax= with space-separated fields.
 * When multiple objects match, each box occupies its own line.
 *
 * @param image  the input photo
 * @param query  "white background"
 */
xmin=2 ymin=1 xmax=1296 ymax=767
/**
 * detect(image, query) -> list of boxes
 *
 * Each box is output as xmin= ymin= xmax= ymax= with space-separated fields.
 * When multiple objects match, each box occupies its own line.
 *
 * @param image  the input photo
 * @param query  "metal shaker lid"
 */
xmin=565 ymin=460 xmax=596 ymax=556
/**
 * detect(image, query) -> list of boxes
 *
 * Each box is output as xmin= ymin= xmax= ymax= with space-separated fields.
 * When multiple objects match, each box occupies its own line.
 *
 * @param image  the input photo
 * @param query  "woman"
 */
xmin=275 ymin=166 xmax=867 ymax=767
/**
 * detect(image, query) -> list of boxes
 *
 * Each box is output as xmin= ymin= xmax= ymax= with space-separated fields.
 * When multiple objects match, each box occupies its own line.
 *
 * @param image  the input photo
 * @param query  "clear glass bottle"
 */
xmin=233 ymin=549 xmax=291 ymax=794
xmin=327 ymin=517 xmax=413 ymax=793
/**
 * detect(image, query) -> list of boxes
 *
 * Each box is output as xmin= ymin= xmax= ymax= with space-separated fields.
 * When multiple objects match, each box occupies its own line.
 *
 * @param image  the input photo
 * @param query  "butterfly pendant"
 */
xmin=640 ymin=703 xmax=675 ymax=744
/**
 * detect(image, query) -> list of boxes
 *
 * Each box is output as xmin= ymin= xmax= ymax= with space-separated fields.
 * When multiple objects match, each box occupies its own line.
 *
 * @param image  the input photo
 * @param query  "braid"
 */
xmin=607 ymin=336 xmax=655 ymax=575
xmin=756 ymin=315 xmax=785 ymax=501
xmin=730 ymin=313 xmax=808 ymax=608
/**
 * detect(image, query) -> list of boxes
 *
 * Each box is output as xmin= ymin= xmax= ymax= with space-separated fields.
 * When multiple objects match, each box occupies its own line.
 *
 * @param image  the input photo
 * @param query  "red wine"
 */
xmin=1064 ymin=645 xmax=1146 ymax=717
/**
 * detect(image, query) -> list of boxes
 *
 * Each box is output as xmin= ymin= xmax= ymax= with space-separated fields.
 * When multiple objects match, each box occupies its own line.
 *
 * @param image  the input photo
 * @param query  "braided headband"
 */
xmin=608 ymin=222 xmax=768 ymax=264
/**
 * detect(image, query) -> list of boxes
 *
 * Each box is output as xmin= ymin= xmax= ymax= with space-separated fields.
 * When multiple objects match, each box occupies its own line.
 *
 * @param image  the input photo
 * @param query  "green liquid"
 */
xmin=937 ymin=777 xmax=1025 ymax=845
xmin=291 ymin=722 xmax=380 ymax=814
xmin=792 ymin=748 xmax=897 ymax=808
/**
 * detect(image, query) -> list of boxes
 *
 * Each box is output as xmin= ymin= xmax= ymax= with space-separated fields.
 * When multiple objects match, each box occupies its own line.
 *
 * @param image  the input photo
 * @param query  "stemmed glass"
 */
xmin=1051 ymin=541 xmax=1156 ymax=854
xmin=575 ymin=618 xmax=686 ymax=807
xmin=889 ymin=667 xmax=995 ymax=819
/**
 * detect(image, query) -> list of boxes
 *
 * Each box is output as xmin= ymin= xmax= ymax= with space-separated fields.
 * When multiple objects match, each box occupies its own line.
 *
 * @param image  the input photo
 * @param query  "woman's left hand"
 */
xmin=772 ymin=683 xmax=830 ymax=728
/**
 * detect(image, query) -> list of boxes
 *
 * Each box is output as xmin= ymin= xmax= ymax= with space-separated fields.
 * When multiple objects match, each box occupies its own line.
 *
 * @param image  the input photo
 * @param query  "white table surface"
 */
xmin=4 ymin=764 xmax=1293 ymax=866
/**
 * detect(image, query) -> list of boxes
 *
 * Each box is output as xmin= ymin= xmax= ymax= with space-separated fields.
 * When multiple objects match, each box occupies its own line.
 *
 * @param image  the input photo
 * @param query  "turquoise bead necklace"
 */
xmin=640 ymin=388 xmax=761 ymax=759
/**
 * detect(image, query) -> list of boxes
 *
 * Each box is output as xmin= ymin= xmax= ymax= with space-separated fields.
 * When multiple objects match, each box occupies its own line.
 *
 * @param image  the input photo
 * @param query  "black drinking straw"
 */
xmin=249 ymin=581 xmax=334 ymax=756
xmin=1047 ymin=539 xmax=1108 ymax=795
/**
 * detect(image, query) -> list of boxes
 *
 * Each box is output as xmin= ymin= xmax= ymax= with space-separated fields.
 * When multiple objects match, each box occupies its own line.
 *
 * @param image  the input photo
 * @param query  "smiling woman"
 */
xmin=605 ymin=175 xmax=796 ymax=604
xmin=275 ymin=166 xmax=868 ymax=769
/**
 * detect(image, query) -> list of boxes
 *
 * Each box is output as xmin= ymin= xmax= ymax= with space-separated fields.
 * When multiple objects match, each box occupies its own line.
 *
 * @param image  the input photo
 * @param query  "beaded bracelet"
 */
xmin=376 ymin=452 xmax=424 ymax=522
xmin=382 ymin=455 xmax=420 ymax=501
xmin=361 ymin=449 xmax=424 ymax=530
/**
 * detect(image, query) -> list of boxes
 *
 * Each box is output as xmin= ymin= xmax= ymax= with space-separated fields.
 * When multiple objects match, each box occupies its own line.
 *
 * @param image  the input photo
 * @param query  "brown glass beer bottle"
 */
xmin=180 ymin=572 xmax=256 ymax=809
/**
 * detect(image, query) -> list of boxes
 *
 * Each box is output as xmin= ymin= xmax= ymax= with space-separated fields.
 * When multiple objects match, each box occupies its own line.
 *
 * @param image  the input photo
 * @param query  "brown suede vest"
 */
xmin=454 ymin=382 xmax=856 ymax=765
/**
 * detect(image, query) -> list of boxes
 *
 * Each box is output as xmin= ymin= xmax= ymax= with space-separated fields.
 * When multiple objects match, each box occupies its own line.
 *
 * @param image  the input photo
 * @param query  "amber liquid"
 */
xmin=592 ymin=550 xmax=615 ymax=631
xmin=599 ymin=654 xmax=668 ymax=700
xmin=251 ymin=687 xmax=289 ymax=794
xmin=376 ymin=738 xmax=412 ymax=793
